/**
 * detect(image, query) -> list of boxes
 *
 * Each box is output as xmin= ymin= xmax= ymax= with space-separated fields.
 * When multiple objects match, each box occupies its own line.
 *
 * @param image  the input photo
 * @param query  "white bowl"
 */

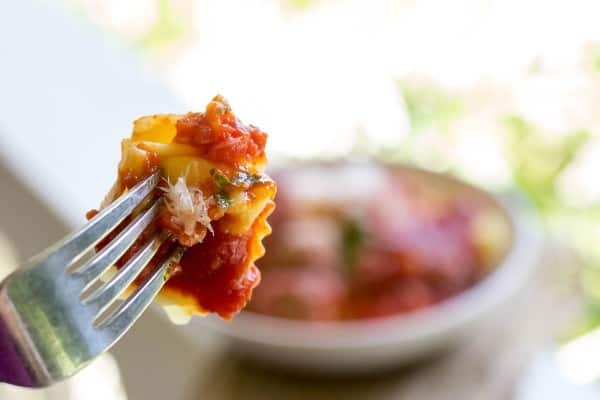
xmin=179 ymin=168 xmax=543 ymax=374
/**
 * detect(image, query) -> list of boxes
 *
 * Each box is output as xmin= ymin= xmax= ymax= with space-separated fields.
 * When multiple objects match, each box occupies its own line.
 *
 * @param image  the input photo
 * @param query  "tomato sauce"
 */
xmin=175 ymin=95 xmax=267 ymax=168
xmin=167 ymin=226 xmax=259 ymax=319
xmin=96 ymin=217 xmax=262 ymax=320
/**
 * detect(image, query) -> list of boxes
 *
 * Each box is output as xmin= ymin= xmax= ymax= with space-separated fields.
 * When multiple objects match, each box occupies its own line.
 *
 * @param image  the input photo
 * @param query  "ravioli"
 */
xmin=93 ymin=96 xmax=276 ymax=320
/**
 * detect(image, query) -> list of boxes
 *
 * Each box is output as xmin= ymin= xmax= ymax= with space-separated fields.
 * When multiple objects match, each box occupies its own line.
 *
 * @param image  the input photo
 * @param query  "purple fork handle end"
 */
xmin=0 ymin=318 xmax=35 ymax=387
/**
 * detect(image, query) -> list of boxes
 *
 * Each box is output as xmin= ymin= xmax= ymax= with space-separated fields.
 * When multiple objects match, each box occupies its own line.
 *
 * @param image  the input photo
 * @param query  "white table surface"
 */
xmin=0 ymin=0 xmax=182 ymax=228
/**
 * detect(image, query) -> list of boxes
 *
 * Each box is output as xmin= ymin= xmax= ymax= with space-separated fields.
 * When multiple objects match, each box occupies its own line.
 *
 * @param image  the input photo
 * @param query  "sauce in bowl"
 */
xmin=248 ymin=163 xmax=511 ymax=321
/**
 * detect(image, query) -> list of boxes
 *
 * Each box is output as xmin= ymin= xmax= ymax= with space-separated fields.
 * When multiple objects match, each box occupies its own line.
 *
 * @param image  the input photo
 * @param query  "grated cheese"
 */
xmin=162 ymin=176 xmax=213 ymax=236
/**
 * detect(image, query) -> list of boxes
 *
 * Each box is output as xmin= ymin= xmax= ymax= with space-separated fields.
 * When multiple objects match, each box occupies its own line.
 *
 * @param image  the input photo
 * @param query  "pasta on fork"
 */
xmin=90 ymin=95 xmax=276 ymax=320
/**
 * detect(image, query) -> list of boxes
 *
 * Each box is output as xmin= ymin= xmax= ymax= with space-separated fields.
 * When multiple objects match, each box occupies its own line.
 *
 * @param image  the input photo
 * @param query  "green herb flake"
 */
xmin=210 ymin=168 xmax=267 ymax=208
xmin=341 ymin=217 xmax=366 ymax=276
xmin=210 ymin=168 xmax=231 ymax=188
xmin=215 ymin=189 xmax=231 ymax=209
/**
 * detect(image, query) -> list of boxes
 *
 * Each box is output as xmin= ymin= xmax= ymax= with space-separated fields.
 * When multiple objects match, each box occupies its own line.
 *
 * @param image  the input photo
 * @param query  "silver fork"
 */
xmin=0 ymin=172 xmax=183 ymax=388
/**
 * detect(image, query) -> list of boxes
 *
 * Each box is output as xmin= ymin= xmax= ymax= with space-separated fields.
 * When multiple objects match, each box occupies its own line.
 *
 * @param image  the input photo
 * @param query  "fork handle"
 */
xmin=0 ymin=316 xmax=35 ymax=386
xmin=0 ymin=279 xmax=38 ymax=387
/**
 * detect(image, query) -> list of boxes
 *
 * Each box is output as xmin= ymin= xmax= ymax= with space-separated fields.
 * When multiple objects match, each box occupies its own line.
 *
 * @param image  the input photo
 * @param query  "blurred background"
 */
xmin=1 ymin=0 xmax=600 ymax=399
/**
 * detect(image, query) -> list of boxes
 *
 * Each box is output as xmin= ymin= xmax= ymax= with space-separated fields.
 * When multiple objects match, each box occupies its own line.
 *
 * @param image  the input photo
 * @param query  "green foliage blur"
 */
xmin=138 ymin=0 xmax=186 ymax=49
xmin=393 ymin=80 xmax=600 ymax=340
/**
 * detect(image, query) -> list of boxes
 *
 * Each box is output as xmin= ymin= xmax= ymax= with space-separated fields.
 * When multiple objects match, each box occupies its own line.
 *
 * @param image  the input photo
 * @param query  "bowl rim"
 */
xmin=186 ymin=166 xmax=543 ymax=349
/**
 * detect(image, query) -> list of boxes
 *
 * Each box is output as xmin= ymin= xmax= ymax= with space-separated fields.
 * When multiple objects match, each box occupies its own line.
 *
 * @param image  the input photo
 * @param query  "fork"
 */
xmin=0 ymin=172 xmax=183 ymax=388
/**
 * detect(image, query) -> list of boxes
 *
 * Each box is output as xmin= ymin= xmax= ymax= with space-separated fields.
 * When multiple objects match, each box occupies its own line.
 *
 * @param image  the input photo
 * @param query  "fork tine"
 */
xmin=74 ymin=199 xmax=162 ymax=286
xmin=97 ymin=246 xmax=185 ymax=334
xmin=30 ymin=173 xmax=161 ymax=268
xmin=82 ymin=232 xmax=169 ymax=313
